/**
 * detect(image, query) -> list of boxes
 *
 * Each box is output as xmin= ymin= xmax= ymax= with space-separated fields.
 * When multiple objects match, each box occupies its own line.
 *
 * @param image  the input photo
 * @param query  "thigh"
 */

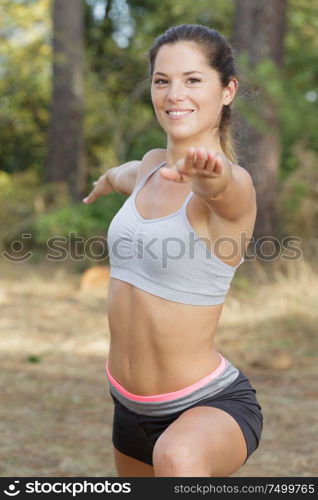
xmin=113 ymin=447 xmax=154 ymax=477
xmin=111 ymin=394 xmax=155 ymax=472
xmin=152 ymin=405 xmax=248 ymax=477
xmin=152 ymin=370 xmax=263 ymax=477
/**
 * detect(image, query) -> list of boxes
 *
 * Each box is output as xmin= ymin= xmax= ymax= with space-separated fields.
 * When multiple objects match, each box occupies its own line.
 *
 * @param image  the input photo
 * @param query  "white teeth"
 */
xmin=168 ymin=110 xmax=193 ymax=116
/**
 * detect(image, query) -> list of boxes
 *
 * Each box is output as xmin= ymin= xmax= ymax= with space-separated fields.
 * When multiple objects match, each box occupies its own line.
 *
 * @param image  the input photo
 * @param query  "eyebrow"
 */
xmin=154 ymin=71 xmax=205 ymax=76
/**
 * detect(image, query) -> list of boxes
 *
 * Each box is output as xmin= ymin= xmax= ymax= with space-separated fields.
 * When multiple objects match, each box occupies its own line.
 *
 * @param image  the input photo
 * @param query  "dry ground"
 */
xmin=0 ymin=257 xmax=317 ymax=477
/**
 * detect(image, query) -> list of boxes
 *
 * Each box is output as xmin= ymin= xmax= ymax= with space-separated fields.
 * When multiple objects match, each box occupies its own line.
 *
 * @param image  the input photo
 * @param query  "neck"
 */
xmin=164 ymin=131 xmax=224 ymax=169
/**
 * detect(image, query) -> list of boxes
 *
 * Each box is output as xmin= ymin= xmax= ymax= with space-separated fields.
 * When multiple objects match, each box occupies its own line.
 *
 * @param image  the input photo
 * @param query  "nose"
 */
xmin=166 ymin=82 xmax=185 ymax=102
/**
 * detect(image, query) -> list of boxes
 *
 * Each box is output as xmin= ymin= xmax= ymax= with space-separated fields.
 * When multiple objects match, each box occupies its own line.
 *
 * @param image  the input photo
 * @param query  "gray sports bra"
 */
xmin=106 ymin=160 xmax=244 ymax=305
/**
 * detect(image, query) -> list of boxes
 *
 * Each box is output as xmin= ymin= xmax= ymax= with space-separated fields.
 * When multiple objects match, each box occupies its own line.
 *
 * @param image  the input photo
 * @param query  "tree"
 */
xmin=45 ymin=0 xmax=87 ymax=201
xmin=232 ymin=0 xmax=288 ymax=254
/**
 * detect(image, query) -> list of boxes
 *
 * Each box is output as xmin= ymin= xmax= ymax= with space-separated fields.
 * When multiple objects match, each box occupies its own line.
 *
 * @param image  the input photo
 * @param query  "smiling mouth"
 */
xmin=166 ymin=110 xmax=194 ymax=119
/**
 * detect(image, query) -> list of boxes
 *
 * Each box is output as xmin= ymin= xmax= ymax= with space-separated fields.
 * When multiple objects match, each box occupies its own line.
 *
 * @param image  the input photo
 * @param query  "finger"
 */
xmin=159 ymin=166 xmax=183 ymax=182
xmin=195 ymin=147 xmax=207 ymax=170
xmin=207 ymin=152 xmax=225 ymax=177
xmin=213 ymin=152 xmax=225 ymax=175
xmin=183 ymin=147 xmax=196 ymax=171
xmin=83 ymin=195 xmax=93 ymax=203
xmin=83 ymin=189 xmax=97 ymax=203
xmin=205 ymin=151 xmax=217 ymax=173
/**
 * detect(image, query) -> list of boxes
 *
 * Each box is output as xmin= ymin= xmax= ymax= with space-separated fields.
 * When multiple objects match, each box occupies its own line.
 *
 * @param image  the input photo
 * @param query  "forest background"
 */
xmin=1 ymin=0 xmax=317 ymax=261
xmin=0 ymin=0 xmax=317 ymax=478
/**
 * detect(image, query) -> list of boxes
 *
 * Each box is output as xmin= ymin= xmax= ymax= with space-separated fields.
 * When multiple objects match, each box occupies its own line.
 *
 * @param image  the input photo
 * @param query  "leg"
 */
xmin=152 ymin=406 xmax=248 ymax=477
xmin=113 ymin=446 xmax=155 ymax=477
xmin=110 ymin=394 xmax=155 ymax=477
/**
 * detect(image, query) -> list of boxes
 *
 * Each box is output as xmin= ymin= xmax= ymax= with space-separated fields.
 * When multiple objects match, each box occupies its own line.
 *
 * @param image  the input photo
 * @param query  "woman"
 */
xmin=83 ymin=24 xmax=263 ymax=477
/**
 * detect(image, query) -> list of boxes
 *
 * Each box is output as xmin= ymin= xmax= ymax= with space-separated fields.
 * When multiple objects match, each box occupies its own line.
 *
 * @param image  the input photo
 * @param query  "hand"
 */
xmin=159 ymin=147 xmax=231 ymax=184
xmin=82 ymin=171 xmax=113 ymax=204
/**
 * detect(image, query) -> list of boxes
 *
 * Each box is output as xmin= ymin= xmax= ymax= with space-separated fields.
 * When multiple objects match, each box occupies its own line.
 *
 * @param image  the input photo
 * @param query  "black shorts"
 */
xmin=110 ymin=369 xmax=263 ymax=467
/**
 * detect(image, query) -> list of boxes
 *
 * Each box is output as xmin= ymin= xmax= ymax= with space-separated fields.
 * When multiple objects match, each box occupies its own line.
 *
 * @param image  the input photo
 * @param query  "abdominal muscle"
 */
xmin=106 ymin=277 xmax=223 ymax=396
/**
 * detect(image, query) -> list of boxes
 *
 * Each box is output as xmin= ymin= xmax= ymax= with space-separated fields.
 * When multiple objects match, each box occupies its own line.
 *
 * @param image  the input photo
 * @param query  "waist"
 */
xmin=106 ymin=353 xmax=240 ymax=416
xmin=107 ymin=343 xmax=222 ymax=394
xmin=107 ymin=283 xmax=223 ymax=386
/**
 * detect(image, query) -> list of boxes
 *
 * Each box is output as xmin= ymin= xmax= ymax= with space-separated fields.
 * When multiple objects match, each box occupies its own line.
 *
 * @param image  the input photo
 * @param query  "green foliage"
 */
xmin=0 ymin=0 xmax=51 ymax=174
xmin=27 ymin=354 xmax=41 ymax=364
xmin=0 ymin=169 xmax=45 ymax=246
xmin=277 ymin=144 xmax=318 ymax=243
xmin=0 ymin=167 xmax=86 ymax=253
xmin=33 ymin=190 xmax=126 ymax=244
xmin=280 ymin=0 xmax=318 ymax=178
xmin=235 ymin=54 xmax=286 ymax=135
xmin=283 ymin=181 xmax=309 ymax=214
xmin=0 ymin=163 xmax=125 ymax=258
xmin=0 ymin=0 xmax=317 ymax=252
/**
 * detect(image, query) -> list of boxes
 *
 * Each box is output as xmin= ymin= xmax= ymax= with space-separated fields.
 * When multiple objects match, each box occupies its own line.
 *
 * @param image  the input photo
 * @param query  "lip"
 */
xmin=165 ymin=109 xmax=195 ymax=120
xmin=166 ymin=109 xmax=194 ymax=112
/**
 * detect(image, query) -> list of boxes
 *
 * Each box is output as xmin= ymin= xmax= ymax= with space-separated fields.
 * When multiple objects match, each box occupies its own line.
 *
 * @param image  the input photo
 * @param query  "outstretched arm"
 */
xmin=83 ymin=159 xmax=141 ymax=203
xmin=160 ymin=147 xmax=256 ymax=222
xmin=83 ymin=148 xmax=166 ymax=203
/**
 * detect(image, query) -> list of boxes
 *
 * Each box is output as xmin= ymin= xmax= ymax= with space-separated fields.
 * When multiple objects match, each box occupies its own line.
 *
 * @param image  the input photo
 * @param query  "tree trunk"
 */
xmin=232 ymin=0 xmax=287 ymax=256
xmin=45 ymin=0 xmax=86 ymax=202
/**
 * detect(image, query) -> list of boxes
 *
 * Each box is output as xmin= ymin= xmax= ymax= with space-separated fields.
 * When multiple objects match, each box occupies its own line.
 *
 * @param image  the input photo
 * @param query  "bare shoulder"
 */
xmin=227 ymin=162 xmax=255 ymax=195
xmin=207 ymin=163 xmax=256 ymax=220
xmin=234 ymin=163 xmax=255 ymax=189
xmin=135 ymin=148 xmax=166 ymax=185
xmin=233 ymin=163 xmax=257 ymax=215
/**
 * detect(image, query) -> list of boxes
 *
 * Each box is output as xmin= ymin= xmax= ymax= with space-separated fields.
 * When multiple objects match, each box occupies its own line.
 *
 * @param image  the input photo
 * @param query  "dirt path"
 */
xmin=1 ymin=260 xmax=317 ymax=477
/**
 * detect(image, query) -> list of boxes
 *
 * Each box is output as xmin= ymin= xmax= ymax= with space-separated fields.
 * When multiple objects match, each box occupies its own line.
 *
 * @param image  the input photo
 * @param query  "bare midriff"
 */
xmin=106 ymin=278 xmax=224 ymax=396
xmin=106 ymin=154 xmax=255 ymax=396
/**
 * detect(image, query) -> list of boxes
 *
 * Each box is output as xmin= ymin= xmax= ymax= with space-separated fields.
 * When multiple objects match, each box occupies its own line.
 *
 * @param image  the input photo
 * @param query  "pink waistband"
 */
xmin=105 ymin=353 xmax=227 ymax=402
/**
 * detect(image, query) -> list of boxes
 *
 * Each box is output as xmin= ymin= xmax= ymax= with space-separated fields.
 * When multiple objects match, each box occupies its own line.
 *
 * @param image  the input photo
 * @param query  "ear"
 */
xmin=223 ymin=78 xmax=238 ymax=106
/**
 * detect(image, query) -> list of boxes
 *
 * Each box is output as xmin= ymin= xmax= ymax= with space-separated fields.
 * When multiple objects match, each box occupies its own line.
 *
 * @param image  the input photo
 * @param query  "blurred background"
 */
xmin=0 ymin=0 xmax=317 ymax=477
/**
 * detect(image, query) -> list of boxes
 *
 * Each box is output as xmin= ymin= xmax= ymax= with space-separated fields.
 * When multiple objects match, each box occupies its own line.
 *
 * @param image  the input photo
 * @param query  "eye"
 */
xmin=153 ymin=78 xmax=201 ymax=85
xmin=154 ymin=79 xmax=168 ymax=85
xmin=187 ymin=78 xmax=201 ymax=84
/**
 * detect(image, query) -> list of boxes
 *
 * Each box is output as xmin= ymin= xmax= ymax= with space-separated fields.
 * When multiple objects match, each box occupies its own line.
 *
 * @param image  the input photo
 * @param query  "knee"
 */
xmin=153 ymin=442 xmax=205 ymax=477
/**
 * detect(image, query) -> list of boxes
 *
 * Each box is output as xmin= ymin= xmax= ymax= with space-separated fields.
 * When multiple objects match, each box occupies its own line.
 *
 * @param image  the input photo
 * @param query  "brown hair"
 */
xmin=149 ymin=24 xmax=238 ymax=164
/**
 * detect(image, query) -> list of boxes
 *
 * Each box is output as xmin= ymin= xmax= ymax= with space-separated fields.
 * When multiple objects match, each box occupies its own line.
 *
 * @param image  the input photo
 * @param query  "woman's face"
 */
xmin=151 ymin=41 xmax=236 ymax=142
